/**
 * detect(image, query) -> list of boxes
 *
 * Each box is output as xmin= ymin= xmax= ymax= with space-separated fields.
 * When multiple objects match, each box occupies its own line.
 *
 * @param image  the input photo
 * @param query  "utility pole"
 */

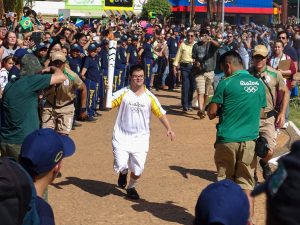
xmin=190 ymin=0 xmax=195 ymax=26
xmin=282 ymin=0 xmax=288 ymax=24
xmin=222 ymin=0 xmax=225 ymax=32
xmin=297 ymin=0 xmax=299 ymax=23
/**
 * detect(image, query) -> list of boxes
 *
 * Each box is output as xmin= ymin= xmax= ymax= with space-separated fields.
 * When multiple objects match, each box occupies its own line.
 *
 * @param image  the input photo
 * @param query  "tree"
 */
xmin=3 ymin=0 xmax=24 ymax=16
xmin=141 ymin=0 xmax=172 ymax=20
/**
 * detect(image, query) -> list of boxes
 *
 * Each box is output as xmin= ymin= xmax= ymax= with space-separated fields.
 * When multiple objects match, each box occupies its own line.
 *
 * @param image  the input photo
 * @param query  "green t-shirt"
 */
xmin=0 ymin=74 xmax=52 ymax=144
xmin=211 ymin=70 xmax=267 ymax=143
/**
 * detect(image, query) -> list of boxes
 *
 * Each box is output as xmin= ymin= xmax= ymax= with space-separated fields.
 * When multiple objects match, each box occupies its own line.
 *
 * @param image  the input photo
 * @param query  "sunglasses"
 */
xmin=188 ymin=35 xmax=194 ymax=37
xmin=228 ymin=36 xmax=233 ymax=38
xmin=279 ymin=36 xmax=286 ymax=40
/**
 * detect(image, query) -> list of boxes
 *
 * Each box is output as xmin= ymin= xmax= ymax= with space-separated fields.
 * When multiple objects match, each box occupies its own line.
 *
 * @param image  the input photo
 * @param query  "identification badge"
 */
xmin=64 ymin=79 xmax=70 ymax=86
xmin=134 ymin=52 xmax=137 ymax=57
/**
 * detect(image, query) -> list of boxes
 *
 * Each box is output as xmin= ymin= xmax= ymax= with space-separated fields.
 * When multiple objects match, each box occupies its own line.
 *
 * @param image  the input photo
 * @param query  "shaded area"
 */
xmin=162 ymin=104 xmax=200 ymax=119
xmin=155 ymin=93 xmax=181 ymax=100
xmin=131 ymin=199 xmax=194 ymax=225
xmin=169 ymin=165 xmax=217 ymax=182
xmin=52 ymin=176 xmax=125 ymax=198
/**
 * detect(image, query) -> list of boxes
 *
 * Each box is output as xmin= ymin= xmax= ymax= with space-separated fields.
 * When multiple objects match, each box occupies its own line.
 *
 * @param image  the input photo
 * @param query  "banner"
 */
xmin=104 ymin=0 xmax=134 ymax=10
xmin=168 ymin=0 xmax=272 ymax=8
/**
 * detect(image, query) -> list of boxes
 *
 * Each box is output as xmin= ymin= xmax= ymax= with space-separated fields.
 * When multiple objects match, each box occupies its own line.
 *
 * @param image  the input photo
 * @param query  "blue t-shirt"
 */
xmin=67 ymin=56 xmax=82 ymax=76
xmin=142 ymin=43 xmax=153 ymax=60
xmin=8 ymin=65 xmax=20 ymax=81
xmin=36 ymin=197 xmax=55 ymax=225
xmin=83 ymin=56 xmax=101 ymax=82
xmin=98 ymin=49 xmax=109 ymax=70
xmin=167 ymin=37 xmax=178 ymax=57
xmin=119 ymin=46 xmax=127 ymax=64
xmin=127 ymin=45 xmax=138 ymax=65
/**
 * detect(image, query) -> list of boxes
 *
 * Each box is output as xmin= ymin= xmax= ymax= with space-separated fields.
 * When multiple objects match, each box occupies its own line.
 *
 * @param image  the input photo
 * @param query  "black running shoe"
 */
xmin=259 ymin=159 xmax=272 ymax=180
xmin=118 ymin=172 xmax=128 ymax=188
xmin=126 ymin=187 xmax=140 ymax=200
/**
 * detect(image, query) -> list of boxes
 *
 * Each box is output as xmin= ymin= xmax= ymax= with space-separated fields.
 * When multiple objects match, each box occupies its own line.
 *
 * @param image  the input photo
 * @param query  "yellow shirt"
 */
xmin=173 ymin=41 xmax=194 ymax=67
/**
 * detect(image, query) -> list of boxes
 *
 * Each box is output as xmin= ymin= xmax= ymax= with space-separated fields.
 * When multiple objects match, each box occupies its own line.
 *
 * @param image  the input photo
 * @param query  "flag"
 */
xmin=148 ymin=12 xmax=156 ymax=19
xmin=59 ymin=13 xmax=64 ymax=22
xmin=19 ymin=17 xmax=33 ymax=30
xmin=75 ymin=18 xmax=84 ymax=27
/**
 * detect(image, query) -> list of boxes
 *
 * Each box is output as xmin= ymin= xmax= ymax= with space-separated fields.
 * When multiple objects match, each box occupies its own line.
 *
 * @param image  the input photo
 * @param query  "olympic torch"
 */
xmin=106 ymin=40 xmax=117 ymax=108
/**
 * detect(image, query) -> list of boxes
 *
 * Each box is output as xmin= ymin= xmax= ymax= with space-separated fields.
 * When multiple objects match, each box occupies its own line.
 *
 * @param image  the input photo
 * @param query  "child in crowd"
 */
xmin=0 ymin=56 xmax=14 ymax=97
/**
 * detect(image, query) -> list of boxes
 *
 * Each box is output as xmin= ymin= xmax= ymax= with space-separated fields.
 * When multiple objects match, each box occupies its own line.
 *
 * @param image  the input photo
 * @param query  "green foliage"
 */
xmin=141 ymin=0 xmax=172 ymax=19
xmin=3 ymin=0 xmax=24 ymax=15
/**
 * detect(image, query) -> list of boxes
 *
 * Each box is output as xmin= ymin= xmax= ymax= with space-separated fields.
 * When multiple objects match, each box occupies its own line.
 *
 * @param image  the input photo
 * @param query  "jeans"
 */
xmin=213 ymin=72 xmax=224 ymax=91
xmin=180 ymin=65 xmax=194 ymax=109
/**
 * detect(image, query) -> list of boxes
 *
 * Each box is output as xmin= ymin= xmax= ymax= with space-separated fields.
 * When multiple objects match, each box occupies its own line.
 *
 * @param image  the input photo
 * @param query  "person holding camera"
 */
xmin=192 ymin=29 xmax=219 ymax=119
xmin=207 ymin=51 xmax=266 ymax=224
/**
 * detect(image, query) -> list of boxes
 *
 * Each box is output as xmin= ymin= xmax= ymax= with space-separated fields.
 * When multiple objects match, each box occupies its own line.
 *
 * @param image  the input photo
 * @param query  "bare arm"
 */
xmin=42 ymin=67 xmax=67 ymax=85
xmin=78 ymin=82 xmax=87 ymax=108
xmin=276 ymin=85 xmax=290 ymax=127
xmin=159 ymin=114 xmax=175 ymax=141
xmin=81 ymin=68 xmax=87 ymax=80
xmin=207 ymin=103 xmax=219 ymax=120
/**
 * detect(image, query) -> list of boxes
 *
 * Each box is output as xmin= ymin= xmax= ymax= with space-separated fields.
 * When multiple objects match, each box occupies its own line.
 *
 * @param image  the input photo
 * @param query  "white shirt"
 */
xmin=111 ymin=86 xmax=166 ymax=151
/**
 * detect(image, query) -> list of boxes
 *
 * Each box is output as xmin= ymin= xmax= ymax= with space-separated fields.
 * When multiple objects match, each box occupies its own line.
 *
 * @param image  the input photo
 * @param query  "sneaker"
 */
xmin=282 ymin=121 xmax=289 ymax=129
xmin=259 ymin=159 xmax=272 ymax=180
xmin=73 ymin=121 xmax=82 ymax=127
xmin=126 ymin=187 xmax=140 ymax=200
xmin=94 ymin=112 xmax=102 ymax=117
xmin=86 ymin=116 xmax=97 ymax=122
xmin=197 ymin=110 xmax=206 ymax=119
xmin=118 ymin=172 xmax=128 ymax=189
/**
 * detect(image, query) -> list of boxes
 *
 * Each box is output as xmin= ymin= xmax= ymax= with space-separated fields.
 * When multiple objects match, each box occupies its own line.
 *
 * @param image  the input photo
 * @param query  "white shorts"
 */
xmin=113 ymin=147 xmax=148 ymax=176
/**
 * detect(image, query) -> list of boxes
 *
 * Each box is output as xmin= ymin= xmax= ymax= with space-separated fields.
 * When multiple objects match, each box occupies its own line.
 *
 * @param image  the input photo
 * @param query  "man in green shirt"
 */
xmin=0 ymin=54 xmax=67 ymax=159
xmin=207 ymin=51 xmax=266 ymax=222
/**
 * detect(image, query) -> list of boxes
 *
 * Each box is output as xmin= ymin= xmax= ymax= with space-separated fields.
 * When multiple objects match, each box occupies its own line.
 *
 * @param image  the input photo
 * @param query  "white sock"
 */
xmin=127 ymin=177 xmax=137 ymax=189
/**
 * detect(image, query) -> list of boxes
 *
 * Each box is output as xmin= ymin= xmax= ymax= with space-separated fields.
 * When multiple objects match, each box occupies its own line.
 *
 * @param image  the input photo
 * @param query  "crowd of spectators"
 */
xmin=0 ymin=5 xmax=300 ymax=225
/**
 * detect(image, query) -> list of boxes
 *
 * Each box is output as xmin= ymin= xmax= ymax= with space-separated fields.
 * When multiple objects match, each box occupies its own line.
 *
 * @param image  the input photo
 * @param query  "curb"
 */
xmin=269 ymin=121 xmax=300 ymax=166
xmin=289 ymin=121 xmax=300 ymax=137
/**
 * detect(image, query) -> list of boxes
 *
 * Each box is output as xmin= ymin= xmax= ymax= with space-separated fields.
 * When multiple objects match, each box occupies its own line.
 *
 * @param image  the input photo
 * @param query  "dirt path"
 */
xmin=49 ymin=89 xmax=267 ymax=225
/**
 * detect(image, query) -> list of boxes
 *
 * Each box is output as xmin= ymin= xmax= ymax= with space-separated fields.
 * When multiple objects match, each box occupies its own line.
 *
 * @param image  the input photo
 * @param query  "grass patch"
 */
xmin=289 ymin=99 xmax=300 ymax=128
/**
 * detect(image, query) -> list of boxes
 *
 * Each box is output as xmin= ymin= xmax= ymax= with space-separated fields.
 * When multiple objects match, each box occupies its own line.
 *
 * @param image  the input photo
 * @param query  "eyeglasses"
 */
xmin=228 ymin=36 xmax=233 ymax=38
xmin=279 ymin=36 xmax=286 ymax=40
xmin=188 ymin=35 xmax=194 ymax=37
xmin=132 ymin=75 xmax=144 ymax=80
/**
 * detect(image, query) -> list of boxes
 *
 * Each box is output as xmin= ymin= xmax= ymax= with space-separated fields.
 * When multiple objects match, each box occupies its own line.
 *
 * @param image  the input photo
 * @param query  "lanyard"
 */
xmin=271 ymin=54 xmax=284 ymax=68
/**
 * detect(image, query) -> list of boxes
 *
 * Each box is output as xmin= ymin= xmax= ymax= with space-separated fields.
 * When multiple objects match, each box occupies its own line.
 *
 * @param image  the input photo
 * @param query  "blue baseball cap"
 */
xmin=121 ymin=35 xmax=128 ymax=42
xmin=70 ymin=43 xmax=81 ymax=51
xmin=19 ymin=128 xmax=75 ymax=175
xmin=101 ymin=39 xmax=109 ymax=47
xmin=194 ymin=179 xmax=249 ymax=225
xmin=36 ymin=42 xmax=48 ymax=51
xmin=132 ymin=35 xmax=138 ymax=41
xmin=14 ymin=48 xmax=33 ymax=59
xmin=88 ymin=43 xmax=98 ymax=52
xmin=144 ymin=34 xmax=153 ymax=40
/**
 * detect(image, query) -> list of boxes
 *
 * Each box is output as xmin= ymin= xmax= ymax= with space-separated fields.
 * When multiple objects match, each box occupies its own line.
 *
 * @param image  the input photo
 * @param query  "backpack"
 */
xmin=0 ymin=157 xmax=40 ymax=225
